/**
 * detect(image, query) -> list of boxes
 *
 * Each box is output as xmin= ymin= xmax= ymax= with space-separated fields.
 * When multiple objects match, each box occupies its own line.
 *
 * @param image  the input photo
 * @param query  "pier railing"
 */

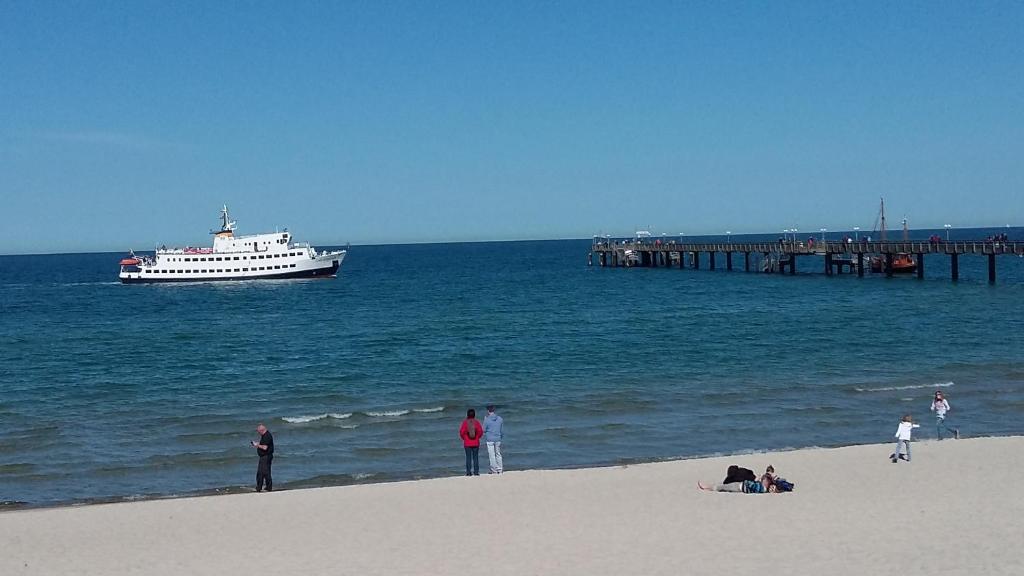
xmin=589 ymin=240 xmax=1023 ymax=282
xmin=590 ymin=240 xmax=1023 ymax=256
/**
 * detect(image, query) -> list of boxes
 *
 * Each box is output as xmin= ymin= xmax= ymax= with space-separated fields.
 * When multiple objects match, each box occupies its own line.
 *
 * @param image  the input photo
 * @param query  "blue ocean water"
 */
xmin=1 ymin=228 xmax=1023 ymax=506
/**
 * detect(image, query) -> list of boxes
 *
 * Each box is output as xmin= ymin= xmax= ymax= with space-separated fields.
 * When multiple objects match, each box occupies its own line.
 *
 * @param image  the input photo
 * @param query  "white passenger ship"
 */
xmin=119 ymin=206 xmax=346 ymax=284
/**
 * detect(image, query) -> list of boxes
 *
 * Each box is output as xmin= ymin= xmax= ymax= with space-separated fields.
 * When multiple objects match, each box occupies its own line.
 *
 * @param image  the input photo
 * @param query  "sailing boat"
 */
xmin=869 ymin=198 xmax=917 ymax=274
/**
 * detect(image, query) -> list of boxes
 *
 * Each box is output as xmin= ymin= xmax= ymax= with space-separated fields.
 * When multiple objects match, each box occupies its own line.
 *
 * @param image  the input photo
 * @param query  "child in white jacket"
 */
xmin=892 ymin=415 xmax=920 ymax=463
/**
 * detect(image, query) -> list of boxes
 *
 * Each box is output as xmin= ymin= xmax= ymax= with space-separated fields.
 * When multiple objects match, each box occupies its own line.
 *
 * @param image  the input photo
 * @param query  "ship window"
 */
xmin=272 ymin=265 xmax=278 ymax=269
xmin=290 ymin=264 xmax=296 ymax=268
xmin=233 ymin=257 xmax=239 ymax=260
xmin=200 ymin=257 xmax=206 ymax=261
xmin=259 ymin=266 xmax=265 ymax=270
xmin=243 ymin=268 xmax=249 ymax=272
xmin=259 ymin=255 xmax=265 ymax=259
xmin=216 ymin=257 xmax=222 ymax=261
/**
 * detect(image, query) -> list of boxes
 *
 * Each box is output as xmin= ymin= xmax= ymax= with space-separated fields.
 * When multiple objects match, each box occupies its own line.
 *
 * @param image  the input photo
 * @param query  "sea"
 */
xmin=2 ymin=228 xmax=1023 ymax=507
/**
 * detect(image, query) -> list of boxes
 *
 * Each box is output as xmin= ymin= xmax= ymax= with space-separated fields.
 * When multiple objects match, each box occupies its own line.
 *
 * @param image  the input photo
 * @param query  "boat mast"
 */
xmin=879 ymin=197 xmax=887 ymax=241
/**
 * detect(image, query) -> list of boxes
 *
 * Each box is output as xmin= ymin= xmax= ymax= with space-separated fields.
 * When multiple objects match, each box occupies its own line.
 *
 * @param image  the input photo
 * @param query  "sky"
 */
xmin=1 ymin=1 xmax=1022 ymax=253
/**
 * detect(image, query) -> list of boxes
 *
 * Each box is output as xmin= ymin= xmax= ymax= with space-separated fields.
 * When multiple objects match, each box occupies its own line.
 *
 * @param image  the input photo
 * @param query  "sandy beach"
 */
xmin=2 ymin=436 xmax=1023 ymax=576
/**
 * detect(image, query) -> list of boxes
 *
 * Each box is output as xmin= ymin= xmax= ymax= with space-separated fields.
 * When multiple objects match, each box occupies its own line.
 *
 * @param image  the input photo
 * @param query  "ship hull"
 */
xmin=120 ymin=259 xmax=340 ymax=284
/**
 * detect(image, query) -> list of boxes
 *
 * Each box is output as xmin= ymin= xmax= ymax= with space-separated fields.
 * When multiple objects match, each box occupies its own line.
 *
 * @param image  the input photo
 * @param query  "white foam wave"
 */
xmin=283 ymin=414 xmax=328 ymax=423
xmin=339 ymin=424 xmax=359 ymax=429
xmin=413 ymin=406 xmax=445 ymax=413
xmin=283 ymin=412 xmax=353 ymax=424
xmin=855 ymin=381 xmax=954 ymax=393
xmin=364 ymin=410 xmax=410 ymax=417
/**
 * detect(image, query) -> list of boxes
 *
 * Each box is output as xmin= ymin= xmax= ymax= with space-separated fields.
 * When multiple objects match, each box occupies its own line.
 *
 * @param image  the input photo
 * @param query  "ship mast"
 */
xmin=219 ymin=205 xmax=236 ymax=233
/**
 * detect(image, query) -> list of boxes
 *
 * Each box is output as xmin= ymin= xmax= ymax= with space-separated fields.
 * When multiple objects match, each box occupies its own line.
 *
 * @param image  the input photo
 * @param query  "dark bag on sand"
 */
xmin=466 ymin=420 xmax=477 ymax=440
xmin=774 ymin=478 xmax=795 ymax=492
xmin=724 ymin=466 xmax=757 ymax=484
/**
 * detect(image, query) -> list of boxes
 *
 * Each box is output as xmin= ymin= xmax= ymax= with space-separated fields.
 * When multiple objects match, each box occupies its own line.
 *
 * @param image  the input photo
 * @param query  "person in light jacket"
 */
xmin=483 ymin=405 xmax=505 ymax=474
xmin=892 ymin=415 xmax=920 ymax=463
xmin=930 ymin=391 xmax=959 ymax=440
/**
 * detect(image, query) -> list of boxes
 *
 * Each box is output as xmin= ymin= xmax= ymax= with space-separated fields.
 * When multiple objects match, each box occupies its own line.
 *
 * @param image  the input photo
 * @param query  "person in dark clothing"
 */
xmin=722 ymin=465 xmax=756 ymax=484
xmin=251 ymin=423 xmax=274 ymax=492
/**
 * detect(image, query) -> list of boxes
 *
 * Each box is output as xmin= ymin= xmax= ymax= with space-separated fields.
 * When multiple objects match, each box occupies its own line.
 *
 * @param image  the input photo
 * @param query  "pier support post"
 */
xmin=857 ymin=253 xmax=864 ymax=277
xmin=790 ymin=255 xmax=796 ymax=275
xmin=709 ymin=252 xmax=716 ymax=270
xmin=613 ymin=252 xmax=619 ymax=267
xmin=692 ymin=252 xmax=699 ymax=270
xmin=916 ymin=254 xmax=924 ymax=279
xmin=989 ymin=253 xmax=996 ymax=284
xmin=726 ymin=251 xmax=733 ymax=271
xmin=951 ymin=253 xmax=959 ymax=281
xmin=678 ymin=252 xmax=684 ymax=269
xmin=825 ymin=253 xmax=833 ymax=276
xmin=885 ymin=253 xmax=894 ymax=278
xmin=744 ymin=252 xmax=751 ymax=272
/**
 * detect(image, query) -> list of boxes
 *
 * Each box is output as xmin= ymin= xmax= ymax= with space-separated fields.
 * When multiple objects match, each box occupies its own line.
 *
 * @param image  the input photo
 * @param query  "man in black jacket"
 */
xmin=251 ymin=423 xmax=274 ymax=492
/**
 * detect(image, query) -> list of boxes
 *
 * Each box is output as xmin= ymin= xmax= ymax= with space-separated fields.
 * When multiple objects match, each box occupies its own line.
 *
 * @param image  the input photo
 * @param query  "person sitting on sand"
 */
xmin=760 ymin=465 xmax=777 ymax=492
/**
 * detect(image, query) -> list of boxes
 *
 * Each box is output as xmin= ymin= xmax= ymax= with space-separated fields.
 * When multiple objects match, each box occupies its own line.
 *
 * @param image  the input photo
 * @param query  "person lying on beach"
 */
xmin=699 ymin=465 xmax=772 ymax=493
xmin=698 ymin=479 xmax=768 ymax=493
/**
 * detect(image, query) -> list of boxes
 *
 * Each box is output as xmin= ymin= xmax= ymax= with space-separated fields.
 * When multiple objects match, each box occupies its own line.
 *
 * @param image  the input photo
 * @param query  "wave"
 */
xmin=855 ymin=381 xmax=954 ymax=393
xmin=364 ymin=410 xmax=410 ymax=417
xmin=282 ymin=412 xmax=353 ymax=424
xmin=412 ymin=406 xmax=445 ymax=413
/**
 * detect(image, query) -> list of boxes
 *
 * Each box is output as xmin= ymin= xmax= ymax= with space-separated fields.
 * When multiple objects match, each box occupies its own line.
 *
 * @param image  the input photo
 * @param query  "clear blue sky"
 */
xmin=2 ymin=1 xmax=1022 ymax=253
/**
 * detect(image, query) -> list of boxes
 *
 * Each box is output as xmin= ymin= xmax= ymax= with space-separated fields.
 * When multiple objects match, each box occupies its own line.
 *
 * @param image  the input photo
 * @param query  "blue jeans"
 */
xmin=936 ymin=415 xmax=955 ymax=440
xmin=893 ymin=439 xmax=911 ymax=462
xmin=464 ymin=446 xmax=479 ymax=475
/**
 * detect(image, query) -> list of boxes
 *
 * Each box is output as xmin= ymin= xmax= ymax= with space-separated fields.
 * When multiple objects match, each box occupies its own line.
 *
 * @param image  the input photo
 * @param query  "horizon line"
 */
xmin=0 ymin=225 xmax=1019 ymax=257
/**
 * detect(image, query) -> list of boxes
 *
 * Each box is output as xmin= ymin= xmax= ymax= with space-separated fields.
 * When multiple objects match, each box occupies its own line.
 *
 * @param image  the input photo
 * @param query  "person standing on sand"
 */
xmin=483 ymin=405 xmax=504 ymax=474
xmin=460 ymin=409 xmax=484 ymax=476
xmin=892 ymin=415 xmax=920 ymax=463
xmin=930 ymin=391 xmax=959 ymax=440
xmin=251 ymin=423 xmax=274 ymax=492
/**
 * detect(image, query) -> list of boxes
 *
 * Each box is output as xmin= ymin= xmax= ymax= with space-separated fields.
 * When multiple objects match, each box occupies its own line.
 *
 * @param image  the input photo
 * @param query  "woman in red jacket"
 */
xmin=459 ymin=408 xmax=484 ymax=476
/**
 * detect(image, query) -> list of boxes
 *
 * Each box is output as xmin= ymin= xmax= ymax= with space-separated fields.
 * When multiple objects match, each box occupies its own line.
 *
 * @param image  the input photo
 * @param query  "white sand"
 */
xmin=2 ymin=437 xmax=1023 ymax=576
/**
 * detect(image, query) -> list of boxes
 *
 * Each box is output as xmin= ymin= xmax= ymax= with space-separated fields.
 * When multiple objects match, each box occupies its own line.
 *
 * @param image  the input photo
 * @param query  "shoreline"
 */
xmin=4 ymin=436 xmax=1023 ymax=575
xmin=0 ymin=436 xmax=979 ymax=512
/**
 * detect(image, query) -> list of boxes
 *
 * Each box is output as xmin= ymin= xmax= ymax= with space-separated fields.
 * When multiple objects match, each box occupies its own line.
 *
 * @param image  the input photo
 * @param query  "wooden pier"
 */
xmin=589 ymin=239 xmax=1024 ymax=283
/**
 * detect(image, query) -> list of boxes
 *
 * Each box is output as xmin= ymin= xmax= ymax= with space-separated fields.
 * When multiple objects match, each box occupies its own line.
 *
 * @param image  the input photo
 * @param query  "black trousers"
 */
xmin=256 ymin=454 xmax=273 ymax=491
